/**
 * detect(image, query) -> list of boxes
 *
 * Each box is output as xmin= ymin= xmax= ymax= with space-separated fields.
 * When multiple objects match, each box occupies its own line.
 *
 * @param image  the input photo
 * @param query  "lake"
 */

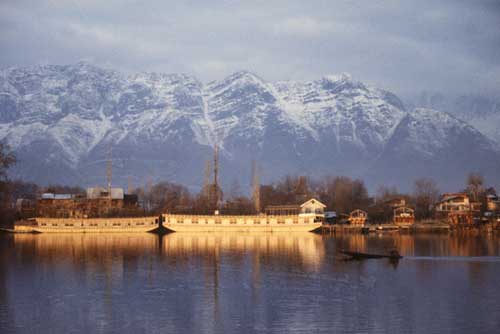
xmin=1 ymin=232 xmax=499 ymax=333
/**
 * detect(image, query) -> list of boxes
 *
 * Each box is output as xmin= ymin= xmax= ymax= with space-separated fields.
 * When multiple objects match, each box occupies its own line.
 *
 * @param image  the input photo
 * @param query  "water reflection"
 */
xmin=334 ymin=232 xmax=500 ymax=257
xmin=1 ymin=232 xmax=499 ymax=334
xmin=162 ymin=232 xmax=325 ymax=271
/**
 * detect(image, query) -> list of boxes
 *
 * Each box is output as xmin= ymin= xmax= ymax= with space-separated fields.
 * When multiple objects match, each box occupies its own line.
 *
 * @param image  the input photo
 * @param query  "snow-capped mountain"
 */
xmin=410 ymin=91 xmax=500 ymax=145
xmin=1 ymin=62 xmax=499 ymax=191
xmin=368 ymin=108 xmax=500 ymax=188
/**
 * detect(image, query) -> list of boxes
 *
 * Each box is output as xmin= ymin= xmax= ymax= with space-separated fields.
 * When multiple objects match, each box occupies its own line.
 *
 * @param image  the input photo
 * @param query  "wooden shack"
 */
xmin=348 ymin=209 xmax=367 ymax=225
xmin=393 ymin=206 xmax=414 ymax=226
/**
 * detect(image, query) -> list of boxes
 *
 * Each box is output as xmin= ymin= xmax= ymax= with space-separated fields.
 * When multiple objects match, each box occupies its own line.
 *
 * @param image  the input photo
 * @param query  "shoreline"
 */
xmin=319 ymin=222 xmax=500 ymax=234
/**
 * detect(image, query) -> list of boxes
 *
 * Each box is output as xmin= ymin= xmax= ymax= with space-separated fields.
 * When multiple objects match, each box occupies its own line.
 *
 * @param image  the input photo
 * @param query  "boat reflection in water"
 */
xmin=13 ymin=232 xmax=161 ymax=256
xmin=162 ymin=232 xmax=325 ymax=271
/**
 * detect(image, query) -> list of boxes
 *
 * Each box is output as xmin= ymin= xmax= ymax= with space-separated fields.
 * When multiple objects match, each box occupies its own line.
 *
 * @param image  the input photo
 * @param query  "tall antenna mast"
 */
xmin=106 ymin=145 xmax=113 ymax=196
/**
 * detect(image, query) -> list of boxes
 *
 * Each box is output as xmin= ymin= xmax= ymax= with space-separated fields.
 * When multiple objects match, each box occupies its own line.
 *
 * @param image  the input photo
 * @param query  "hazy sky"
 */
xmin=1 ymin=0 xmax=499 ymax=97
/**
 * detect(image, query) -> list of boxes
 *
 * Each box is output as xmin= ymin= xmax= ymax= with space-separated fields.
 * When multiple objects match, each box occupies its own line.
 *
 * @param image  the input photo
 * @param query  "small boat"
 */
xmin=340 ymin=249 xmax=402 ymax=260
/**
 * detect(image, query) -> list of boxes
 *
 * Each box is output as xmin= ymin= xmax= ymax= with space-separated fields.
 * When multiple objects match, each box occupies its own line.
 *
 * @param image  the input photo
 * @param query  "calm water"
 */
xmin=1 ymin=231 xmax=500 ymax=334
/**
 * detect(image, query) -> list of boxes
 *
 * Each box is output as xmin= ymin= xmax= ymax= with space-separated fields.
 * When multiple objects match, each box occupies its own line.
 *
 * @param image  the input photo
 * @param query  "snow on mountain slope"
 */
xmin=412 ymin=92 xmax=500 ymax=145
xmin=0 ymin=63 xmax=498 ymax=190
xmin=367 ymin=108 xmax=500 ymax=190
xmin=274 ymin=73 xmax=406 ymax=153
xmin=206 ymin=71 xmax=278 ymax=140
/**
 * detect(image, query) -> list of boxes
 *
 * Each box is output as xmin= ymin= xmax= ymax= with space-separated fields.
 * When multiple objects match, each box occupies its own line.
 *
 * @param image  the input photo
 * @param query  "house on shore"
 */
xmin=384 ymin=196 xmax=415 ymax=226
xmin=393 ymin=206 xmax=415 ymax=226
xmin=435 ymin=193 xmax=481 ymax=225
xmin=348 ymin=209 xmax=368 ymax=225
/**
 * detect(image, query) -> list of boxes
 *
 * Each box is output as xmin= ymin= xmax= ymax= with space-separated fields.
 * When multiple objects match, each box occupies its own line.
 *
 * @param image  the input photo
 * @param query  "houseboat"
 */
xmin=13 ymin=216 xmax=159 ymax=233
xmin=162 ymin=198 xmax=325 ymax=232
xmin=12 ymin=187 xmax=159 ymax=233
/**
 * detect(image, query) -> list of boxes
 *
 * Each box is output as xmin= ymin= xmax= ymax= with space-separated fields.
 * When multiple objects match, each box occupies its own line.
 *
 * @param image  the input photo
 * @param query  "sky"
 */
xmin=1 ymin=0 xmax=499 ymax=98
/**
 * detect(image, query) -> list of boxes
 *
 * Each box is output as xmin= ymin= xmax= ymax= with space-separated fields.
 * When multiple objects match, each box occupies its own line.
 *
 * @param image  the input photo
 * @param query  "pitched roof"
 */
xmin=300 ymin=198 xmax=326 ymax=208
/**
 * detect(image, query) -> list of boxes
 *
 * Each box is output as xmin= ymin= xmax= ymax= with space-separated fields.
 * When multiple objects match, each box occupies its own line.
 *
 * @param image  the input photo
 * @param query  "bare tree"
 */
xmin=413 ymin=178 xmax=440 ymax=220
xmin=228 ymin=179 xmax=242 ymax=200
xmin=466 ymin=172 xmax=484 ymax=202
xmin=147 ymin=181 xmax=192 ymax=214
xmin=375 ymin=185 xmax=399 ymax=203
xmin=318 ymin=176 xmax=371 ymax=215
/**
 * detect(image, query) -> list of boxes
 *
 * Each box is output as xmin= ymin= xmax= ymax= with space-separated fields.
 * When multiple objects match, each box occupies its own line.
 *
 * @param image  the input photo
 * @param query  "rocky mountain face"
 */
xmin=1 ymin=62 xmax=499 ymax=192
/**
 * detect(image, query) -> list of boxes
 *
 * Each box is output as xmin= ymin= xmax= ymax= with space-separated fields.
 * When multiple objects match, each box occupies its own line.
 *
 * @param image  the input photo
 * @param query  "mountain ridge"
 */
xmin=1 ymin=62 xmax=499 ymax=191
